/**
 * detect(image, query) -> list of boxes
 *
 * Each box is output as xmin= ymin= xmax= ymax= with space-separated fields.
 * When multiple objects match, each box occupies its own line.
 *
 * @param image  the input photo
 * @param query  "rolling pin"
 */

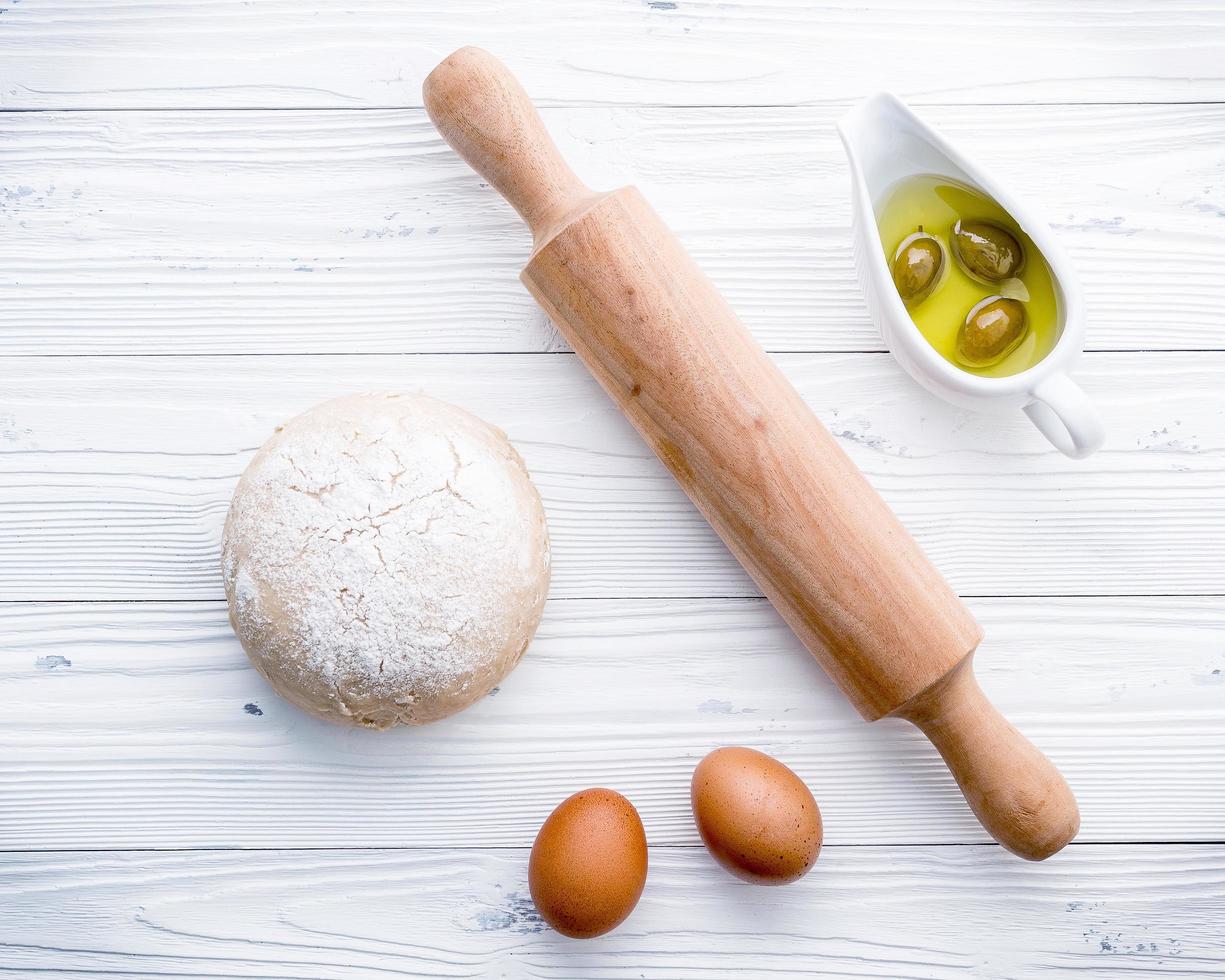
xmin=424 ymin=47 xmax=1079 ymax=860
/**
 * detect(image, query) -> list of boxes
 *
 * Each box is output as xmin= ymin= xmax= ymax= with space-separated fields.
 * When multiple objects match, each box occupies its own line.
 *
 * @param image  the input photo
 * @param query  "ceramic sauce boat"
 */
xmin=838 ymin=93 xmax=1104 ymax=459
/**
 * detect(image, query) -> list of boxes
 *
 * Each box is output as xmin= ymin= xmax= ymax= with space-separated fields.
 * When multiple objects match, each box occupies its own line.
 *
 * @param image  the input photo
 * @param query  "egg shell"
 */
xmin=528 ymin=788 xmax=648 ymax=938
xmin=691 ymin=746 xmax=822 ymax=885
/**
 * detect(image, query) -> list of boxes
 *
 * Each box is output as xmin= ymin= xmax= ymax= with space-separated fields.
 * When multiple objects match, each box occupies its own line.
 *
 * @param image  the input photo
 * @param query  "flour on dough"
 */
xmin=222 ymin=392 xmax=550 ymax=729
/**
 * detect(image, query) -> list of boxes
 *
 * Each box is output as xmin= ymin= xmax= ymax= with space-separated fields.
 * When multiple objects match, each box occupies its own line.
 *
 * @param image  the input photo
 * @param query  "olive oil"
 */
xmin=875 ymin=175 xmax=1058 ymax=378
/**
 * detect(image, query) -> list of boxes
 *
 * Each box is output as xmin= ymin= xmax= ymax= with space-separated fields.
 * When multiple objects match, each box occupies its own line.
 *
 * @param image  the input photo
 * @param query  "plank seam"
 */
xmin=0 ymin=594 xmax=1222 ymax=606
xmin=0 ymin=841 xmax=1219 ymax=855
xmin=4 ymin=348 xmax=1225 ymax=358
xmin=2 ymin=100 xmax=1225 ymax=113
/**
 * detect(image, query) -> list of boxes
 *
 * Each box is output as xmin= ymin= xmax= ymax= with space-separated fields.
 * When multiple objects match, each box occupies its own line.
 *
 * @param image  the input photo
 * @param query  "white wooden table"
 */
xmin=2 ymin=3 xmax=1223 ymax=976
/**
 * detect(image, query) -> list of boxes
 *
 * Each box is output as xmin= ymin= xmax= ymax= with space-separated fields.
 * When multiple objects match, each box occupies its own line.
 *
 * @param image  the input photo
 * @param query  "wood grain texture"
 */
xmin=897 ymin=658 xmax=1079 ymax=861
xmin=0 ymin=846 xmax=1221 ymax=978
xmin=1 ymin=103 xmax=1222 ymax=355
xmin=1 ymin=596 xmax=1222 ymax=850
xmin=0 ymin=352 xmax=1219 ymax=601
xmin=2 ymin=0 xmax=1225 ymax=110
xmin=518 ymin=181 xmax=982 ymax=719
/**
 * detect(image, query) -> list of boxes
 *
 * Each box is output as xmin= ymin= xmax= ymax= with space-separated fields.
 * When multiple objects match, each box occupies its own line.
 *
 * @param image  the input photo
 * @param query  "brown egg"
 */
xmin=691 ymin=747 xmax=822 ymax=885
xmin=528 ymin=788 xmax=648 ymax=938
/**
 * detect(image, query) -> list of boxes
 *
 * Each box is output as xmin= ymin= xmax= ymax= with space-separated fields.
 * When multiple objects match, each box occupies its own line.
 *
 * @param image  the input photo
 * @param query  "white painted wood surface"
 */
xmin=1 ymin=2 xmax=1223 ymax=977
xmin=2 ymin=597 xmax=1222 ymax=850
xmin=1 ymin=847 xmax=1221 ymax=978
xmin=2 ymin=0 xmax=1225 ymax=109
xmin=0 ymin=352 xmax=1220 ymax=600
xmin=1 ymin=103 xmax=1222 ymax=355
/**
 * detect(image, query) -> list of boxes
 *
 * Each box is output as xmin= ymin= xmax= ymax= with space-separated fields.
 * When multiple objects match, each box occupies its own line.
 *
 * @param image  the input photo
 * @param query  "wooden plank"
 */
xmin=0 ymin=352 xmax=1220 ymax=601
xmin=0 ymin=846 xmax=1220 ymax=978
xmin=1 ymin=104 xmax=1223 ymax=355
xmin=2 ymin=1 xmax=1225 ymax=110
xmin=1 ymin=596 xmax=1221 ymax=850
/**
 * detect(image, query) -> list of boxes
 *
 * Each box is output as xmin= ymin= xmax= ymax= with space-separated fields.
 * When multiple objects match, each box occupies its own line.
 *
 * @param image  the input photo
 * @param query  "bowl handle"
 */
xmin=1023 ymin=372 xmax=1105 ymax=459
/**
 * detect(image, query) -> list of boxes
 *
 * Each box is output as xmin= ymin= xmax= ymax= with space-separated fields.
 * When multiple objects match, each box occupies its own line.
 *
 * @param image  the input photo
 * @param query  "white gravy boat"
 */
xmin=838 ymin=93 xmax=1104 ymax=459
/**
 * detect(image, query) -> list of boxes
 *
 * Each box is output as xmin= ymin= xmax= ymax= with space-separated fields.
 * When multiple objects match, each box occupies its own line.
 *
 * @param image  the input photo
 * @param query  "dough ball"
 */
xmin=222 ymin=392 xmax=550 ymax=729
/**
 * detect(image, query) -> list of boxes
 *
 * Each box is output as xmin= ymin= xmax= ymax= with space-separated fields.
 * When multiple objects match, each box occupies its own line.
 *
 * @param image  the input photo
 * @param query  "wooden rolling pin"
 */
xmin=424 ymin=47 xmax=1079 ymax=860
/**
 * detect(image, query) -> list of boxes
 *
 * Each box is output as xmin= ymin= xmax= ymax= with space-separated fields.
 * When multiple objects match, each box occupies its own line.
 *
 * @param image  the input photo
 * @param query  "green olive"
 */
xmin=951 ymin=219 xmax=1025 ymax=283
xmin=890 ymin=229 xmax=946 ymax=307
xmin=957 ymin=296 xmax=1029 ymax=367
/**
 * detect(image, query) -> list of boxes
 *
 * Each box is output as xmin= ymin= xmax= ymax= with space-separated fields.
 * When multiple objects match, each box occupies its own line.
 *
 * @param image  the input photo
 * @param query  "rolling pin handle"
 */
xmin=896 ymin=656 xmax=1080 ymax=860
xmin=423 ymin=47 xmax=594 ymax=246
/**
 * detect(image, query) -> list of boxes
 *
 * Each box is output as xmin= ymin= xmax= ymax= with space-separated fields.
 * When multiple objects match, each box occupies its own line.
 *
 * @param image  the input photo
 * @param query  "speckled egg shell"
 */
xmin=691 ymin=746 xmax=822 ymax=885
xmin=528 ymin=788 xmax=648 ymax=938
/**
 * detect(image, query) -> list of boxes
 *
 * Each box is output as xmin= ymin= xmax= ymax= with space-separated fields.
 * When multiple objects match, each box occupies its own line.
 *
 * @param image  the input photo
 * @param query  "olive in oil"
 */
xmin=875 ymin=175 xmax=1058 ymax=378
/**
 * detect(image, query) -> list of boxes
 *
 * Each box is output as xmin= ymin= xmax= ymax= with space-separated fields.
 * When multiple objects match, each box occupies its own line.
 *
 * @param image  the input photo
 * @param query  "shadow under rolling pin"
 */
xmin=423 ymin=46 xmax=1079 ymax=861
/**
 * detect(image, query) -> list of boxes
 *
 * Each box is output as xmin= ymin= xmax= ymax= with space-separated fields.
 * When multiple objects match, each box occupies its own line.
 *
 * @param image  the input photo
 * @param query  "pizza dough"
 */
xmin=222 ymin=392 xmax=550 ymax=729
